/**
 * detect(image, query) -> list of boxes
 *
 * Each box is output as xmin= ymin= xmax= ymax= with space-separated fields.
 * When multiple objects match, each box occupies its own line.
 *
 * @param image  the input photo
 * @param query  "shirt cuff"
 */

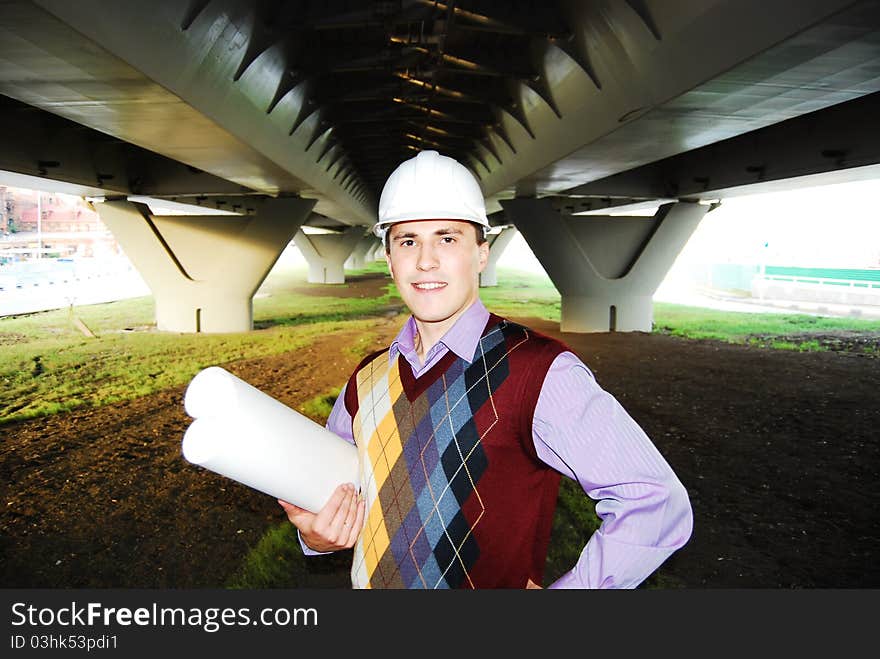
xmin=297 ymin=529 xmax=334 ymax=556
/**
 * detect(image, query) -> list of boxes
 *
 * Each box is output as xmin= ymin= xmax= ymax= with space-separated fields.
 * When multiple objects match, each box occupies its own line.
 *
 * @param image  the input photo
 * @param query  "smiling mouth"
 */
xmin=412 ymin=282 xmax=447 ymax=291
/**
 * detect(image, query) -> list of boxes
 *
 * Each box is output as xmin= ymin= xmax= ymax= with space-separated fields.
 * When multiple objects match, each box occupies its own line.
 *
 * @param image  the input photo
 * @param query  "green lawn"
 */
xmin=653 ymin=301 xmax=880 ymax=343
xmin=0 ymin=263 xmax=401 ymax=424
xmin=2 ymin=262 xmax=878 ymax=426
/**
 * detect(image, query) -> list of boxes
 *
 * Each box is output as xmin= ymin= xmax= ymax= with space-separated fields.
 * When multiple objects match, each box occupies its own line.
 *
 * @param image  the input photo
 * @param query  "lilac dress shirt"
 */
xmin=304 ymin=299 xmax=693 ymax=588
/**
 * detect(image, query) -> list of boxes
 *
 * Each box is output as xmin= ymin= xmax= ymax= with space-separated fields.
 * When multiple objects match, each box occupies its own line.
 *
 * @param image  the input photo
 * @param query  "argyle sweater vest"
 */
xmin=344 ymin=314 xmax=567 ymax=589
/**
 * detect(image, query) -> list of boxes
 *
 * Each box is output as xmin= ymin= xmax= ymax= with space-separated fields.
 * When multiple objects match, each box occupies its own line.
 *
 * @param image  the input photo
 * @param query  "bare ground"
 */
xmin=1 ymin=275 xmax=878 ymax=588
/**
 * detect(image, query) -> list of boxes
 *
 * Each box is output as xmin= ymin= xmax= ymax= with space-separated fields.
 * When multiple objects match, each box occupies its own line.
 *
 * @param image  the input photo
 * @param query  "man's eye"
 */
xmin=400 ymin=239 xmax=415 ymax=247
xmin=441 ymin=236 xmax=455 ymax=243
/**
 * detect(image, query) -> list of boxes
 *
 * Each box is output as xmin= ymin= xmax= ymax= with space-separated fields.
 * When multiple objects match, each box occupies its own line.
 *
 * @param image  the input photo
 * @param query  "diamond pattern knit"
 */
xmin=350 ymin=322 xmax=515 ymax=589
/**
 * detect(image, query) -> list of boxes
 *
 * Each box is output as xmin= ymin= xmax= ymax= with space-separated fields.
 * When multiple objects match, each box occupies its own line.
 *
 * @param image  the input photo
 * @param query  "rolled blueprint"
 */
xmin=182 ymin=366 xmax=358 ymax=513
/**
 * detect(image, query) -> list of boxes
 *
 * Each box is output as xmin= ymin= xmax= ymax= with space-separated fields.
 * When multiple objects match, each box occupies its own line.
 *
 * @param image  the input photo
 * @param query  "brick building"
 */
xmin=0 ymin=186 xmax=117 ymax=260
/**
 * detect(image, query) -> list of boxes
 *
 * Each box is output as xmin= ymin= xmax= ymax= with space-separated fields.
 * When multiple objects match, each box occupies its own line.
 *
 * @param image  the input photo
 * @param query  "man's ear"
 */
xmin=385 ymin=249 xmax=395 ymax=279
xmin=476 ymin=240 xmax=489 ymax=273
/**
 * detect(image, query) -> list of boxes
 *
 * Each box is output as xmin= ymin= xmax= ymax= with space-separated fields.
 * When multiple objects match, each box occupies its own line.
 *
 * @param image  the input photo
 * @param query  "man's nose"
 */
xmin=417 ymin=244 xmax=439 ymax=270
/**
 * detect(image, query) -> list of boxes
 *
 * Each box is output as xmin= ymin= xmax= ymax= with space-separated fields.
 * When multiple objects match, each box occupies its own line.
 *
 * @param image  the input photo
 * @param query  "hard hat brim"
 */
xmin=373 ymin=216 xmax=490 ymax=239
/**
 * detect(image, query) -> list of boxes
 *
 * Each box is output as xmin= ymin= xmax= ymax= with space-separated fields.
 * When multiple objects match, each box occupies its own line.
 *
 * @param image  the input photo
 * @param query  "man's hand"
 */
xmin=278 ymin=483 xmax=365 ymax=552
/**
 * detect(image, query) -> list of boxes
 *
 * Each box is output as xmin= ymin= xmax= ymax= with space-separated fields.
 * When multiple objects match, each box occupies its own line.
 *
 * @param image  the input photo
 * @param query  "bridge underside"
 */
xmin=0 ymin=0 xmax=878 ymax=331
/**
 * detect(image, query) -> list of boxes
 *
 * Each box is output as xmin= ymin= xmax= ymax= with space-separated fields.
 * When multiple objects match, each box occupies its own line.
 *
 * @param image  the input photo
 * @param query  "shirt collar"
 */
xmin=389 ymin=299 xmax=489 ymax=365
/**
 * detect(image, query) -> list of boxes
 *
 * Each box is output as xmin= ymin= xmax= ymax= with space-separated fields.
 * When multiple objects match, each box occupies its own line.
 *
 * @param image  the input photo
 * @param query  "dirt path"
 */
xmin=522 ymin=318 xmax=879 ymax=588
xmin=2 ymin=286 xmax=878 ymax=588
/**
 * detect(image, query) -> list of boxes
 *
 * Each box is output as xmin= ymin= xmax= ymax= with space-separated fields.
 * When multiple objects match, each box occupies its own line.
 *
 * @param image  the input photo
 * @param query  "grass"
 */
xmin=478 ymin=269 xmax=561 ymax=322
xmin=297 ymin=387 xmax=343 ymax=425
xmin=0 ymin=262 xmax=401 ymax=425
xmin=653 ymin=301 xmax=880 ymax=344
xmin=226 ymin=522 xmax=352 ymax=589
xmin=4 ymin=263 xmax=878 ymax=425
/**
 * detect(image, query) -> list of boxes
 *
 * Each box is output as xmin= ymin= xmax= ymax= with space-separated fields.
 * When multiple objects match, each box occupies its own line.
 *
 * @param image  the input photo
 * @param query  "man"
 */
xmin=280 ymin=150 xmax=693 ymax=588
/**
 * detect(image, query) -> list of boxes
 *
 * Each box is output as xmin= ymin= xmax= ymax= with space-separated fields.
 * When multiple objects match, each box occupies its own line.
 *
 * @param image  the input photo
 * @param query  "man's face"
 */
xmin=385 ymin=219 xmax=489 ymax=326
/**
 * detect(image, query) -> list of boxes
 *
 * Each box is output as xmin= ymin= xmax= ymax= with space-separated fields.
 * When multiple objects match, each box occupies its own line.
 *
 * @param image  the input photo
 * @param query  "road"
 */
xmin=0 ymin=258 xmax=150 ymax=316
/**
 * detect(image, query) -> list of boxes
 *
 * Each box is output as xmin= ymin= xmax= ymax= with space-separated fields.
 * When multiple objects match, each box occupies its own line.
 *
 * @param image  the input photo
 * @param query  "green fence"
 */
xmin=687 ymin=264 xmax=880 ymax=293
xmin=764 ymin=266 xmax=880 ymax=285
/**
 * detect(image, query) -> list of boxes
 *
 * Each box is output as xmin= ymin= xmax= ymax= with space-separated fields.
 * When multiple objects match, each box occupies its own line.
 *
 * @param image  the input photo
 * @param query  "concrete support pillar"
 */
xmin=344 ymin=233 xmax=378 ymax=270
xmin=479 ymin=226 xmax=517 ymax=287
xmin=366 ymin=240 xmax=385 ymax=262
xmin=501 ymin=199 xmax=708 ymax=333
xmin=370 ymin=240 xmax=385 ymax=261
xmin=96 ymin=197 xmax=315 ymax=333
xmin=294 ymin=226 xmax=364 ymax=284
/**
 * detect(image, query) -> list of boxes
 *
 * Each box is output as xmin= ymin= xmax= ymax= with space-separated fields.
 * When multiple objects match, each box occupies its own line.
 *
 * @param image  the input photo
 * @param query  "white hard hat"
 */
xmin=374 ymin=150 xmax=490 ymax=239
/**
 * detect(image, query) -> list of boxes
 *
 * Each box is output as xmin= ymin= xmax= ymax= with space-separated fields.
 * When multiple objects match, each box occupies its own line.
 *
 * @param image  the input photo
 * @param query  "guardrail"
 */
xmin=760 ymin=274 xmax=880 ymax=290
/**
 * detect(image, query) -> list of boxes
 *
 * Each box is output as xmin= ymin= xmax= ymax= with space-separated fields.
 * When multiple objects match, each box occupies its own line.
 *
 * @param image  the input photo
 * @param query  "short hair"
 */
xmin=384 ymin=221 xmax=487 ymax=253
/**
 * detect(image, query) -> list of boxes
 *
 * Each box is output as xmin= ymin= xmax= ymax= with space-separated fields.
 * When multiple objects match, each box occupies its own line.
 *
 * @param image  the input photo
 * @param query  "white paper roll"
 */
xmin=183 ymin=366 xmax=239 ymax=419
xmin=181 ymin=366 xmax=359 ymax=513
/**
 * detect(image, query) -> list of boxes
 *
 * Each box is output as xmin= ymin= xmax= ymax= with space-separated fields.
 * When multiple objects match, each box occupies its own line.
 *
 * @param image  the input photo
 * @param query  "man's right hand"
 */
xmin=278 ymin=483 xmax=365 ymax=552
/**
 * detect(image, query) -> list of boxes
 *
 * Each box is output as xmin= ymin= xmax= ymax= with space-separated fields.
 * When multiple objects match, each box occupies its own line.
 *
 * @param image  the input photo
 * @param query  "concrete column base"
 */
xmin=480 ymin=226 xmax=517 ymax=287
xmin=479 ymin=264 xmax=499 ymax=287
xmin=295 ymin=226 xmax=365 ymax=284
xmin=345 ymin=234 xmax=379 ymax=271
xmin=345 ymin=255 xmax=364 ymax=270
xmin=560 ymin=295 xmax=654 ymax=333
xmin=154 ymin=293 xmax=253 ymax=333
xmin=96 ymin=197 xmax=315 ymax=332
xmin=307 ymin=261 xmax=343 ymax=284
xmin=367 ymin=242 xmax=386 ymax=261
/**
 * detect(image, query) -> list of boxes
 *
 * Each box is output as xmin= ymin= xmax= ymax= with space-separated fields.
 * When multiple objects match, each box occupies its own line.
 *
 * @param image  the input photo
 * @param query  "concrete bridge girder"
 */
xmin=294 ymin=226 xmax=366 ymax=284
xmin=3 ymin=0 xmax=865 ymax=221
xmin=479 ymin=226 xmax=518 ymax=288
xmin=95 ymin=197 xmax=315 ymax=333
xmin=502 ymin=199 xmax=709 ymax=333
